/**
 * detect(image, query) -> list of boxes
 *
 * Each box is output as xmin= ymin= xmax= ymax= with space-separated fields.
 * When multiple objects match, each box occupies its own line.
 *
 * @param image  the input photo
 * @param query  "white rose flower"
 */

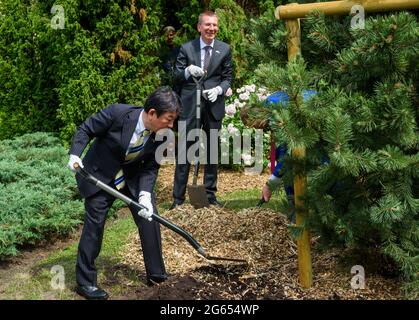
xmin=239 ymin=92 xmax=250 ymax=101
xmin=225 ymin=104 xmax=237 ymax=116
xmin=241 ymin=154 xmax=254 ymax=166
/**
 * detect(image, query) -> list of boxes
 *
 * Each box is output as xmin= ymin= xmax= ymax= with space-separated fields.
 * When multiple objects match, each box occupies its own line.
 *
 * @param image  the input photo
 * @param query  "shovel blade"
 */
xmin=187 ymin=184 xmax=210 ymax=209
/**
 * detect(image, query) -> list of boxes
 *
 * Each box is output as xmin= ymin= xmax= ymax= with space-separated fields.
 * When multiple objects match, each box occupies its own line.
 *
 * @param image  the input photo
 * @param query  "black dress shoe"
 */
xmin=208 ymin=198 xmax=223 ymax=207
xmin=169 ymin=200 xmax=183 ymax=210
xmin=147 ymin=274 xmax=169 ymax=286
xmin=76 ymin=285 xmax=109 ymax=300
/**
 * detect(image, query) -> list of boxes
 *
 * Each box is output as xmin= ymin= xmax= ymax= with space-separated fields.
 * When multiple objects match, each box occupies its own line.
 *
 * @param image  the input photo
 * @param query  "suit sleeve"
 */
xmin=219 ymin=46 xmax=233 ymax=94
xmin=69 ymin=105 xmax=116 ymax=157
xmin=173 ymin=44 xmax=189 ymax=84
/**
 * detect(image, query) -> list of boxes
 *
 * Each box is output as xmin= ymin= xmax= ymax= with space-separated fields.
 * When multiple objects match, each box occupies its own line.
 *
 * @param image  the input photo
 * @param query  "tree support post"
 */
xmin=285 ymin=18 xmax=313 ymax=289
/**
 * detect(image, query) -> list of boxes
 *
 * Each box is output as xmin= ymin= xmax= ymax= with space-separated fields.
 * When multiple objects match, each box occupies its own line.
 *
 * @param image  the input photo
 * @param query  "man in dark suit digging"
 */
xmin=68 ymin=87 xmax=181 ymax=299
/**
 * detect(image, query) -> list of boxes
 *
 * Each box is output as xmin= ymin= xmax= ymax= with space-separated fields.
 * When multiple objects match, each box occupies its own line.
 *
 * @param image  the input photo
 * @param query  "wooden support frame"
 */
xmin=275 ymin=0 xmax=419 ymax=20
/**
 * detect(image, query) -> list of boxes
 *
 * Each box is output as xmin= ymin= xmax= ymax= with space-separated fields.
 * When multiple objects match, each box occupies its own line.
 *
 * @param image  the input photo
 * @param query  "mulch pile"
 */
xmin=155 ymin=165 xmax=269 ymax=204
xmin=121 ymin=205 xmax=403 ymax=300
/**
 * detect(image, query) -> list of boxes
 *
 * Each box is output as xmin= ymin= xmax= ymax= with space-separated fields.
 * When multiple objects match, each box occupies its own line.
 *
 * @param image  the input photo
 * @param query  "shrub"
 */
xmin=0 ymin=133 xmax=82 ymax=258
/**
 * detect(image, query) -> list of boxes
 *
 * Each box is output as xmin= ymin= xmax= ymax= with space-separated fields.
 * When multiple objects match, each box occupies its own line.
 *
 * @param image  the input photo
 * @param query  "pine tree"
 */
xmin=248 ymin=11 xmax=419 ymax=298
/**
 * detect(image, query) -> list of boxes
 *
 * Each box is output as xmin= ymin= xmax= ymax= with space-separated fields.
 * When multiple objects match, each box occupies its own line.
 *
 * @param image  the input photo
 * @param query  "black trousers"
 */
xmin=173 ymin=106 xmax=222 ymax=202
xmin=76 ymin=188 xmax=167 ymax=286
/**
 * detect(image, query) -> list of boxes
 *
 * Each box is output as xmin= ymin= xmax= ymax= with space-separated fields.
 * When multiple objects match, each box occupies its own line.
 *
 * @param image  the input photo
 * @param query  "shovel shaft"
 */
xmin=73 ymin=163 xmax=246 ymax=264
xmin=73 ymin=163 xmax=206 ymax=257
xmin=196 ymin=89 xmax=201 ymax=120
xmin=193 ymin=162 xmax=199 ymax=185
xmin=256 ymin=198 xmax=265 ymax=208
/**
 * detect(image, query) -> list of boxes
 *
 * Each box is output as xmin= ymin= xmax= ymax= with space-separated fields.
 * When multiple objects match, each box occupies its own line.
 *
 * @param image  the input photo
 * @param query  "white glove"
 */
xmin=138 ymin=191 xmax=153 ymax=221
xmin=203 ymin=86 xmax=222 ymax=103
xmin=187 ymin=65 xmax=205 ymax=78
xmin=68 ymin=154 xmax=84 ymax=172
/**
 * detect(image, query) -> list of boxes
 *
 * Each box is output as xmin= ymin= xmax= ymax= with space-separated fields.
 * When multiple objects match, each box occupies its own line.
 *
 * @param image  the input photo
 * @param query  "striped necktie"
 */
xmin=114 ymin=129 xmax=150 ymax=190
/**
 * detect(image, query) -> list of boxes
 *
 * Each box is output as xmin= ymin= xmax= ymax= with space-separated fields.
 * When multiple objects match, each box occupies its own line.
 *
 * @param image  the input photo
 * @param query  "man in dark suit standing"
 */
xmin=67 ymin=87 xmax=181 ymax=300
xmin=170 ymin=11 xmax=232 ymax=209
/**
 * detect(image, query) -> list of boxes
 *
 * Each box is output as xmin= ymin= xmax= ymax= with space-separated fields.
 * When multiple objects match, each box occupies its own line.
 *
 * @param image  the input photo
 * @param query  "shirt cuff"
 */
xmin=139 ymin=191 xmax=151 ymax=198
xmin=184 ymin=68 xmax=191 ymax=80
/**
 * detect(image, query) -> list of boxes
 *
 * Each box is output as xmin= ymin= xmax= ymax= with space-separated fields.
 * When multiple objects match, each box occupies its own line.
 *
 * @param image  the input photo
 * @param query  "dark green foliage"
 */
xmin=210 ymin=0 xmax=249 ymax=82
xmin=0 ymin=0 xmax=163 ymax=143
xmin=0 ymin=1 xmax=60 ymax=139
xmin=250 ymin=12 xmax=418 ymax=298
xmin=0 ymin=132 xmax=85 ymax=258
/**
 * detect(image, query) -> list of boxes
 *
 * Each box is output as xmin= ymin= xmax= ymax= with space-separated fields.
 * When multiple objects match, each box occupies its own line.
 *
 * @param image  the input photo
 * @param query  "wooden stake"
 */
xmin=286 ymin=19 xmax=313 ymax=289
xmin=293 ymin=147 xmax=313 ymax=288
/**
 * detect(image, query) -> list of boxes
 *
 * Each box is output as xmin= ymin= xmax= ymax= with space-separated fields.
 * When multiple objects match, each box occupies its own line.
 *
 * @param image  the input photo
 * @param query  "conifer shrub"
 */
xmin=249 ymin=11 xmax=418 ymax=298
xmin=0 ymin=133 xmax=84 ymax=259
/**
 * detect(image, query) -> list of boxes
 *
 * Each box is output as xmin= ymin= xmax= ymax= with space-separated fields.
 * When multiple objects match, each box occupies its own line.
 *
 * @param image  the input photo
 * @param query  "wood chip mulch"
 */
xmin=155 ymin=165 xmax=270 ymax=204
xmin=120 ymin=205 xmax=403 ymax=300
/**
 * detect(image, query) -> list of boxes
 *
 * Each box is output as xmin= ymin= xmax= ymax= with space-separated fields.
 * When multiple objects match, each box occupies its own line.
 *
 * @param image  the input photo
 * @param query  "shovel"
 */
xmin=73 ymin=163 xmax=246 ymax=263
xmin=187 ymin=74 xmax=210 ymax=209
xmin=256 ymin=197 xmax=265 ymax=208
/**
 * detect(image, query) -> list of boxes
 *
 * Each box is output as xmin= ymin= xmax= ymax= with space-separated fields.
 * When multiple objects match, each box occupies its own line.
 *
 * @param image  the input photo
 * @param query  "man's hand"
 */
xmin=187 ymin=65 xmax=205 ymax=77
xmin=263 ymin=175 xmax=282 ymax=202
xmin=262 ymin=184 xmax=272 ymax=202
xmin=68 ymin=154 xmax=83 ymax=172
xmin=138 ymin=191 xmax=153 ymax=221
xmin=203 ymin=86 xmax=222 ymax=102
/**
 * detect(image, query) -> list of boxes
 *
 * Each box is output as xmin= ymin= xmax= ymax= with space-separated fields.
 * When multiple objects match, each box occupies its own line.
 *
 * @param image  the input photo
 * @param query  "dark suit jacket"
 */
xmin=69 ymin=104 xmax=162 ymax=199
xmin=174 ymin=38 xmax=232 ymax=121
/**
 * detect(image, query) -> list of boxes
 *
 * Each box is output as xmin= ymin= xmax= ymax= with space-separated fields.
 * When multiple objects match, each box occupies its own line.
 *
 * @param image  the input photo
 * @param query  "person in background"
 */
xmin=242 ymin=90 xmax=318 ymax=222
xmin=170 ymin=11 xmax=232 ymax=209
xmin=160 ymin=26 xmax=181 ymax=93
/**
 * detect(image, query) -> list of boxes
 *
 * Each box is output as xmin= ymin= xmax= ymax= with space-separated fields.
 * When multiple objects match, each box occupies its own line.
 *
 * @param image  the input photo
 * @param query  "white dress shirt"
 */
xmin=185 ymin=37 xmax=215 ymax=79
xmin=126 ymin=110 xmax=149 ymax=155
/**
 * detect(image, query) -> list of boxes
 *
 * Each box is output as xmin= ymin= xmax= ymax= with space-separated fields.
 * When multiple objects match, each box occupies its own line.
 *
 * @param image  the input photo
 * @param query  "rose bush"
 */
xmin=221 ymin=84 xmax=272 ymax=171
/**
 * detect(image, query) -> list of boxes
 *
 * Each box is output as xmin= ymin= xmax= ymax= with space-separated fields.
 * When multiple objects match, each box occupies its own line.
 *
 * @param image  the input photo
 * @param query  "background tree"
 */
xmin=0 ymin=0 xmax=163 ymax=142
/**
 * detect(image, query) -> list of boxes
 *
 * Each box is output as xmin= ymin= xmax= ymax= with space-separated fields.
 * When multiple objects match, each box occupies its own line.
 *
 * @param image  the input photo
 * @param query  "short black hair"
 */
xmin=144 ymin=86 xmax=182 ymax=117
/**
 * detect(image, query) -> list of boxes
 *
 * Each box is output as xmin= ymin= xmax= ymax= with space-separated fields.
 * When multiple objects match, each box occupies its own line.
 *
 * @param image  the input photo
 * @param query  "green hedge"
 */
xmin=0 ymin=0 xmax=163 ymax=143
xmin=0 ymin=133 xmax=84 ymax=259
